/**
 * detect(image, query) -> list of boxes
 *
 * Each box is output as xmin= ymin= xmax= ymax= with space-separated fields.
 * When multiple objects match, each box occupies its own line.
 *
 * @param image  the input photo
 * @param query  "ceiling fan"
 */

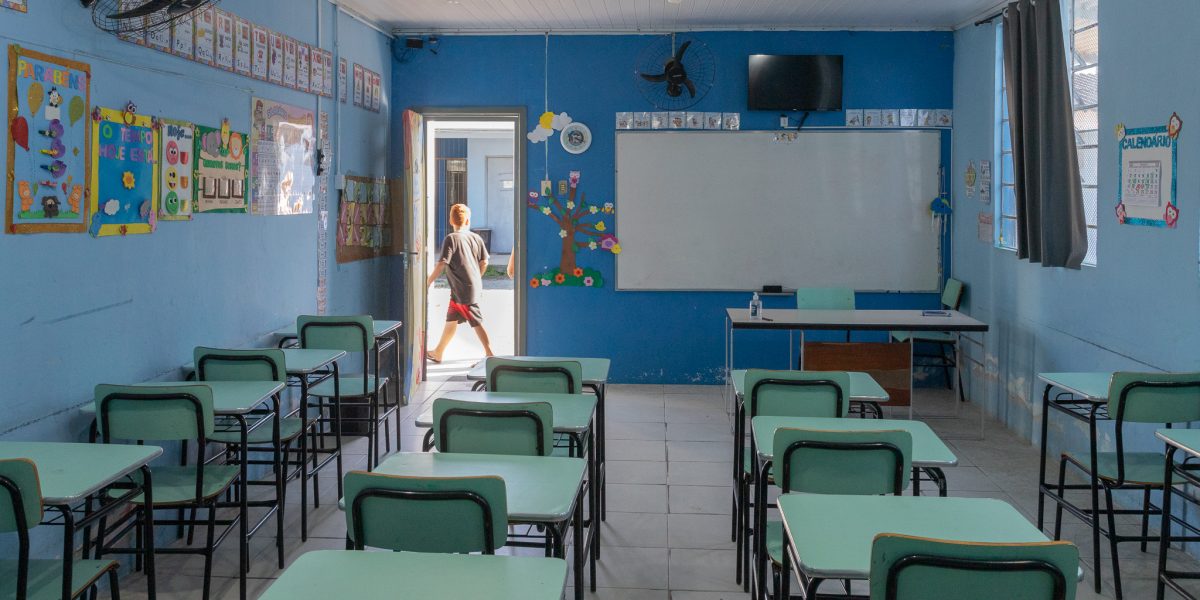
xmin=81 ymin=0 xmax=222 ymax=35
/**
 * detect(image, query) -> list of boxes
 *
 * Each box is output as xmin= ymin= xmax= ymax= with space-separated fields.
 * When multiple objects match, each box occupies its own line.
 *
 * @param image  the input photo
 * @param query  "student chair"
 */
xmin=299 ymin=315 xmax=396 ymax=472
xmin=194 ymin=347 xmax=306 ymax=558
xmin=891 ymin=278 xmax=965 ymax=399
xmin=732 ymin=369 xmax=851 ymax=589
xmin=431 ymin=397 xmax=554 ymax=457
xmin=764 ymin=428 xmax=912 ymax=600
xmin=0 ymin=458 xmax=122 ymax=600
xmin=485 ymin=357 xmax=584 ymax=395
xmin=795 ymin=287 xmax=856 ymax=356
xmin=343 ymin=471 xmax=507 ymax=554
xmin=93 ymin=384 xmax=242 ymax=600
xmin=1048 ymin=371 xmax=1200 ymax=600
xmin=868 ymin=534 xmax=1079 ymax=600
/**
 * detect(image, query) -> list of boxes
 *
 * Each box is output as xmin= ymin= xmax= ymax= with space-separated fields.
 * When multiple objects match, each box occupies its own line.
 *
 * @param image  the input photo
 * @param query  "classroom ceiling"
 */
xmin=336 ymin=0 xmax=1004 ymax=33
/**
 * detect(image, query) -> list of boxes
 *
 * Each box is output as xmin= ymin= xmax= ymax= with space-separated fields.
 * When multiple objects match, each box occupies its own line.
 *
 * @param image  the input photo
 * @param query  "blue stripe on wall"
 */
xmin=393 ymin=31 xmax=955 ymax=383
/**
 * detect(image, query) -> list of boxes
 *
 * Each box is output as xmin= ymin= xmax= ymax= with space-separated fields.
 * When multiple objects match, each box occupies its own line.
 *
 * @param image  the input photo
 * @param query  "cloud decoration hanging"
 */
xmin=527 ymin=111 xmax=573 ymax=143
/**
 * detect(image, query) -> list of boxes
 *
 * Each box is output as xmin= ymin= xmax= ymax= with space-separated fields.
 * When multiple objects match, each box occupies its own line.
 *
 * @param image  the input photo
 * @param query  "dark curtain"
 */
xmin=1002 ymin=0 xmax=1087 ymax=268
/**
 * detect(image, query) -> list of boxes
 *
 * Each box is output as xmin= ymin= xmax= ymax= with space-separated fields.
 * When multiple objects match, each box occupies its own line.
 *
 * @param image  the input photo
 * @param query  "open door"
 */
xmin=401 ymin=109 xmax=427 ymax=400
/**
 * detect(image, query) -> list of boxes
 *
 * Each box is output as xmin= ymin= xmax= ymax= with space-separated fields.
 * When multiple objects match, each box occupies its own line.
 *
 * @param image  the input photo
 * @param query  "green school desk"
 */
xmin=85 ymin=380 xmax=284 ymax=600
xmin=1035 ymin=372 xmax=1112 ymax=532
xmin=747 ymin=415 xmax=959 ymax=596
xmin=777 ymin=495 xmax=1050 ymax=599
xmin=1155 ymin=428 xmax=1200 ymax=600
xmin=273 ymin=319 xmax=403 ymax=408
xmin=186 ymin=347 xmax=347 ymax=532
xmin=259 ymin=550 xmax=568 ymax=600
xmin=362 ymin=451 xmax=593 ymax=600
xmin=0 ymin=441 xmax=162 ymax=600
xmin=467 ymin=356 xmax=613 ymax=520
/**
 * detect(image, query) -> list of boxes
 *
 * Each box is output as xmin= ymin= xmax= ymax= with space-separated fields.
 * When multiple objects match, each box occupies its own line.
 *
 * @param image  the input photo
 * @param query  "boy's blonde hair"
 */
xmin=449 ymin=203 xmax=470 ymax=228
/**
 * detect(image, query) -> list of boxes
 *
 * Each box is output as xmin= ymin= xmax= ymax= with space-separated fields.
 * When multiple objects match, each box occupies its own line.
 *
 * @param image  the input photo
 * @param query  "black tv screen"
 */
xmin=747 ymin=54 xmax=844 ymax=111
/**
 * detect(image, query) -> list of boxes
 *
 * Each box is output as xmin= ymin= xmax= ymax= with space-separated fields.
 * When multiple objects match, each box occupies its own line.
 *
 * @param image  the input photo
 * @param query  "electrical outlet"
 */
xmin=779 ymin=114 xmax=789 ymax=128
xmin=558 ymin=180 xmax=567 ymax=195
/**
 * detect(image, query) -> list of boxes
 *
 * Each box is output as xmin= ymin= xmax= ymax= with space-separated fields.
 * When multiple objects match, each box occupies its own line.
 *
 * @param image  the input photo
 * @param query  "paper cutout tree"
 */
xmin=527 ymin=171 xmax=619 ymax=288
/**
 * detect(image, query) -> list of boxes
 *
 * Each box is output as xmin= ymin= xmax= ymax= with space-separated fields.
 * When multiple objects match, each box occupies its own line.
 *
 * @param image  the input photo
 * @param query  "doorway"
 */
xmin=422 ymin=117 xmax=522 ymax=371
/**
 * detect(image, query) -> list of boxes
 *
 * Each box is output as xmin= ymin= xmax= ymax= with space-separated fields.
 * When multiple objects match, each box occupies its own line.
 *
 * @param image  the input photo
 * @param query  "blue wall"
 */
xmin=392 ymin=31 xmax=954 ymax=383
xmin=951 ymin=2 xmax=1200 ymax=444
xmin=0 ymin=1 xmax=394 ymax=443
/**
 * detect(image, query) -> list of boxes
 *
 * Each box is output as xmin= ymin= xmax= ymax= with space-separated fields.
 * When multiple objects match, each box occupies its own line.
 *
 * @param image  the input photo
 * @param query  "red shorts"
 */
xmin=446 ymin=301 xmax=483 ymax=326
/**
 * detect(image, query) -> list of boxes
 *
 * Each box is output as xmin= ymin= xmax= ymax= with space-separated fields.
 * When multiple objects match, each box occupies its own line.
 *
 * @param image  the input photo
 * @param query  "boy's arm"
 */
xmin=426 ymin=262 xmax=445 ymax=287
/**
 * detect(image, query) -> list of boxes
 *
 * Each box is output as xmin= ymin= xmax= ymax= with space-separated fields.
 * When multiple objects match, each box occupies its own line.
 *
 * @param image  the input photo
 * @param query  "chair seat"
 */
xmin=308 ymin=375 xmax=388 ymax=399
xmin=1064 ymin=451 xmax=1167 ymax=486
xmin=765 ymin=520 xmax=785 ymax=565
xmin=112 ymin=465 xmax=240 ymax=506
xmin=0 ymin=558 xmax=117 ymax=600
xmin=891 ymin=330 xmax=958 ymax=343
xmin=209 ymin=417 xmax=305 ymax=445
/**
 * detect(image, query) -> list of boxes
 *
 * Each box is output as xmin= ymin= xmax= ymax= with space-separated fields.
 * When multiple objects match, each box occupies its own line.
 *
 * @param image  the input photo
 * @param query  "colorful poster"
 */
xmin=310 ymin=48 xmax=324 ymax=98
xmin=372 ymin=72 xmax=381 ymax=111
xmin=193 ymin=7 xmax=216 ymax=65
xmin=146 ymin=22 xmax=172 ymax=52
xmin=1 ymin=0 xmax=27 ymax=13
xmin=88 ymin=106 xmax=158 ymax=237
xmin=337 ymin=176 xmax=394 ymax=263
xmin=352 ymin=63 xmax=363 ymax=106
xmin=250 ymin=97 xmax=315 ymax=215
xmin=282 ymin=37 xmax=297 ymax=89
xmin=5 ymin=47 xmax=91 ymax=234
xmin=296 ymin=43 xmax=311 ymax=93
xmin=323 ymin=52 xmax=334 ymax=98
xmin=1116 ymin=116 xmax=1181 ymax=228
xmin=214 ymin=9 xmax=235 ymax=71
xmin=171 ymin=15 xmax=194 ymax=59
xmin=234 ymin=17 xmax=252 ymax=76
xmin=267 ymin=31 xmax=282 ymax=84
xmin=194 ymin=121 xmax=248 ymax=213
xmin=250 ymin=25 xmax=268 ymax=80
xmin=338 ymin=58 xmax=347 ymax=103
xmin=158 ymin=119 xmax=194 ymax=221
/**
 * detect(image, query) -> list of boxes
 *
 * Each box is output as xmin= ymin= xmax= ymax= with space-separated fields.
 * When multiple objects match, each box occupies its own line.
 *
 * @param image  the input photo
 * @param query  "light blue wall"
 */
xmin=0 ymin=1 xmax=394 ymax=443
xmin=951 ymin=0 xmax=1200 ymax=451
xmin=393 ymin=31 xmax=954 ymax=383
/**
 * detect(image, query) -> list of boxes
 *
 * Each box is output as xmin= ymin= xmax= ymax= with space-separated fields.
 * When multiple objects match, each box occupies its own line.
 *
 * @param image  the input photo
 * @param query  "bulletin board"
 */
xmin=158 ymin=118 xmax=195 ymax=220
xmin=88 ymin=106 xmax=158 ymax=237
xmin=250 ymin=97 xmax=315 ymax=215
xmin=194 ymin=122 xmax=248 ymax=213
xmin=5 ymin=46 xmax=91 ymax=234
xmin=336 ymin=175 xmax=396 ymax=263
xmin=1116 ymin=118 xmax=1180 ymax=228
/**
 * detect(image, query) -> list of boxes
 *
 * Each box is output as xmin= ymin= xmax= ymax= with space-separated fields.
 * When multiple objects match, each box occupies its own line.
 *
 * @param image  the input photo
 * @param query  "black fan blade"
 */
xmin=674 ymin=40 xmax=691 ymax=62
xmin=684 ymin=79 xmax=696 ymax=98
xmin=640 ymin=72 xmax=668 ymax=83
xmin=107 ymin=0 xmax=176 ymax=19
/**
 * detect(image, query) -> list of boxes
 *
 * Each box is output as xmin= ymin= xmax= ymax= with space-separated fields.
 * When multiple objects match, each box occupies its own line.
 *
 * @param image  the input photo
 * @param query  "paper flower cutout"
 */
xmin=588 ymin=241 xmax=597 ymax=250
xmin=558 ymin=229 xmax=567 ymax=238
xmin=599 ymin=235 xmax=617 ymax=250
xmin=530 ymin=278 xmax=540 ymax=288
xmin=572 ymin=267 xmax=583 ymax=277
xmin=594 ymin=221 xmax=606 ymax=232
xmin=554 ymin=273 xmax=566 ymax=284
xmin=589 ymin=206 xmax=598 ymax=214
xmin=569 ymin=171 xmax=580 ymax=188
xmin=541 ymin=278 xmax=551 ymax=286
xmin=566 ymin=201 xmax=575 ymax=210
xmin=122 ymin=171 xmax=136 ymax=189
xmin=610 ymin=243 xmax=622 ymax=254
xmin=541 ymin=207 xmax=551 ymax=215
xmin=583 ymin=276 xmax=594 ymax=287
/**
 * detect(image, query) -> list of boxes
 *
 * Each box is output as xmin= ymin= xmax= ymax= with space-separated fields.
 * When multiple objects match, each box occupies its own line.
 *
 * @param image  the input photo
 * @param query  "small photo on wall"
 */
xmin=669 ymin=112 xmax=685 ymax=129
xmin=705 ymin=112 xmax=723 ymax=130
xmin=616 ymin=112 xmax=633 ymax=130
xmin=900 ymin=109 xmax=917 ymax=127
xmin=722 ymin=113 xmax=740 ymax=130
xmin=863 ymin=110 xmax=881 ymax=127
xmin=651 ymin=112 xmax=667 ymax=130
xmin=633 ymin=112 xmax=651 ymax=129
xmin=845 ymin=109 xmax=863 ymax=127
xmin=686 ymin=112 xmax=703 ymax=129
xmin=881 ymin=109 xmax=899 ymax=128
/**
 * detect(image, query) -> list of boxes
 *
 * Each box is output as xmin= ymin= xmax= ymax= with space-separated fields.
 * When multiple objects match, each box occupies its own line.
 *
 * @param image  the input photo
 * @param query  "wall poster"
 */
xmin=88 ymin=105 xmax=158 ymax=237
xmin=193 ymin=7 xmax=216 ymax=66
xmin=338 ymin=57 xmax=347 ymax=103
xmin=296 ymin=43 xmax=310 ymax=93
xmin=1116 ymin=114 xmax=1181 ymax=228
xmin=214 ymin=8 xmax=235 ymax=71
xmin=233 ymin=17 xmax=252 ymax=76
xmin=194 ymin=121 xmax=248 ymax=213
xmin=5 ymin=46 xmax=91 ymax=234
xmin=336 ymin=175 xmax=393 ymax=263
xmin=171 ymin=15 xmax=194 ymax=59
xmin=250 ymin=97 xmax=314 ymax=215
xmin=282 ymin=37 xmax=297 ymax=89
xmin=1 ymin=1 xmax=27 ymax=13
xmin=158 ymin=118 xmax=194 ymax=221
xmin=267 ymin=31 xmax=282 ymax=84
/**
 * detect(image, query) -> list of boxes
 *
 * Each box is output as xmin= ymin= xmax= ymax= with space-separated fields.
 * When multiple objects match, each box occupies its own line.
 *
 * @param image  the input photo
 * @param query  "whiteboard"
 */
xmin=615 ymin=130 xmax=941 ymax=291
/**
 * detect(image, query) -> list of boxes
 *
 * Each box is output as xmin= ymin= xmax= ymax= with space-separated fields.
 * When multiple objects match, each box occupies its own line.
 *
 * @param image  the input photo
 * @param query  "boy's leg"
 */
xmin=429 ymin=321 xmax=458 ymax=361
xmin=471 ymin=325 xmax=495 ymax=358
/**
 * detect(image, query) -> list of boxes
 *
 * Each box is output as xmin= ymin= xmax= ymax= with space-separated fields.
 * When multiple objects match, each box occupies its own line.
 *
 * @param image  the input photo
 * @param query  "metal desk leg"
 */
xmin=1037 ymin=384 xmax=1052 ymax=531
xmin=235 ymin=415 xmax=249 ymax=600
xmin=1157 ymin=446 xmax=1176 ymax=600
xmin=141 ymin=466 xmax=156 ymax=600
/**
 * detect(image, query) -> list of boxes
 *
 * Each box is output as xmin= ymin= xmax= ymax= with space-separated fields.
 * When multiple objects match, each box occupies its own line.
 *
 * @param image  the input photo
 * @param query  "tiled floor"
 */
xmin=120 ymin=366 xmax=1200 ymax=599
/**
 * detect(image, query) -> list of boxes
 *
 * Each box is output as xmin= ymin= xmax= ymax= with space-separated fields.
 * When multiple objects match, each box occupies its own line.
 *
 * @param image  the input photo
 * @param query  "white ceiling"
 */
xmin=334 ymin=0 xmax=1005 ymax=34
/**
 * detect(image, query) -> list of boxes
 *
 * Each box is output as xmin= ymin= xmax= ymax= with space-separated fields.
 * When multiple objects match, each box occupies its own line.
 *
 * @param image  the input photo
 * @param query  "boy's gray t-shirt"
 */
xmin=439 ymin=230 xmax=489 ymax=304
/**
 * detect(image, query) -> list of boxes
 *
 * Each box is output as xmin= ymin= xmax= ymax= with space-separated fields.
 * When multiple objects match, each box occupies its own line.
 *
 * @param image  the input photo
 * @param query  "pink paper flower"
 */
xmin=569 ymin=171 xmax=580 ymax=188
xmin=599 ymin=234 xmax=617 ymax=250
xmin=583 ymin=276 xmax=594 ymax=287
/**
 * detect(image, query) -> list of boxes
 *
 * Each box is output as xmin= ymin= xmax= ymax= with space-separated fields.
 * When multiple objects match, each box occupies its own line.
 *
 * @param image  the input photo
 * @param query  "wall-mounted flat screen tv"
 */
xmin=747 ymin=54 xmax=843 ymax=111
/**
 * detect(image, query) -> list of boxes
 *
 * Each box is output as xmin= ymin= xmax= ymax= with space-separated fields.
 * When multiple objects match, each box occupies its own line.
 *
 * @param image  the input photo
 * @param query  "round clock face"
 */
xmin=560 ymin=122 xmax=592 ymax=154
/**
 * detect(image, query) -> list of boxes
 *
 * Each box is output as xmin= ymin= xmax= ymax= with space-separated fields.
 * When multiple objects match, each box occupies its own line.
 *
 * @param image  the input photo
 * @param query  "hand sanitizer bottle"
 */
xmin=749 ymin=292 xmax=762 ymax=320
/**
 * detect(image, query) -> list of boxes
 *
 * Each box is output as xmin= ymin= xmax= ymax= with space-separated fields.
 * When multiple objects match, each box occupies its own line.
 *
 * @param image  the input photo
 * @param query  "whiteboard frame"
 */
xmin=612 ymin=128 xmax=947 ymax=293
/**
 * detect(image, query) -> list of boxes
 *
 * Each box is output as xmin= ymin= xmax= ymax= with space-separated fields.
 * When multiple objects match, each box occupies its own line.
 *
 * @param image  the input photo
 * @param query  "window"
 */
xmin=1069 ymin=0 xmax=1099 ymax=265
xmin=994 ymin=0 xmax=1099 ymax=265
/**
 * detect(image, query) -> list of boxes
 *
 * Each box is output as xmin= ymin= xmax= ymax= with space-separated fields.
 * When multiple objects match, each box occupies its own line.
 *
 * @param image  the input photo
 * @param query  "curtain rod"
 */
xmin=974 ymin=10 xmax=1005 ymax=26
